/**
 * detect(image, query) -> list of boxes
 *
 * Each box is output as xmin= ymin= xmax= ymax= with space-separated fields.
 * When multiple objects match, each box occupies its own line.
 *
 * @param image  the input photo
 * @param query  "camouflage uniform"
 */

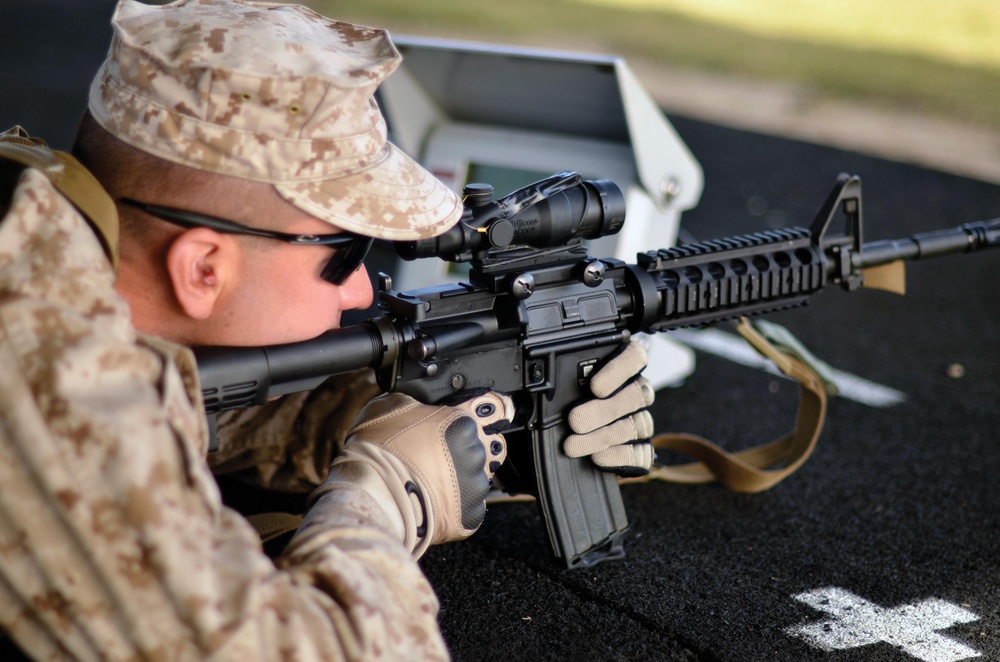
xmin=210 ymin=371 xmax=380 ymax=492
xmin=0 ymin=164 xmax=448 ymax=660
xmin=0 ymin=0 xmax=467 ymax=658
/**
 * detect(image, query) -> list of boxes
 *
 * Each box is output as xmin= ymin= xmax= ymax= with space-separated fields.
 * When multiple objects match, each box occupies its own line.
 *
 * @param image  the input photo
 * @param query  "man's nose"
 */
xmin=341 ymin=264 xmax=374 ymax=311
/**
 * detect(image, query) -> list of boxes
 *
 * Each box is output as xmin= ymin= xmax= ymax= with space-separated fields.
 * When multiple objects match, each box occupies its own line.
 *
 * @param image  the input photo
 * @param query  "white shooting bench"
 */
xmin=378 ymin=36 xmax=705 ymax=388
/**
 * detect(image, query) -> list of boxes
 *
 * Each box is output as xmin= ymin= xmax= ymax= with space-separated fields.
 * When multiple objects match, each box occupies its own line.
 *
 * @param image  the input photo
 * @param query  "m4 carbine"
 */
xmin=194 ymin=171 xmax=1000 ymax=568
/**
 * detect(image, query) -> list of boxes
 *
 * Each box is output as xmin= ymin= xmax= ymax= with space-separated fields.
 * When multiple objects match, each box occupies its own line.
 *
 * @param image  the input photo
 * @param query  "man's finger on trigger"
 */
xmin=590 ymin=340 xmax=648 ymax=399
xmin=468 ymin=394 xmax=510 ymax=476
xmin=568 ymin=376 xmax=654 ymax=434
xmin=483 ymin=432 xmax=507 ymax=476
xmin=453 ymin=392 xmax=515 ymax=435
xmin=449 ymin=392 xmax=514 ymax=422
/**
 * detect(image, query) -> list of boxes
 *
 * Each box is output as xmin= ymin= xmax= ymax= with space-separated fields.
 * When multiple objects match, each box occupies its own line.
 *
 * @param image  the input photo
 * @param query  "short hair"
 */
xmin=72 ymin=111 xmax=201 ymax=245
xmin=71 ymin=111 xmax=270 ymax=247
xmin=73 ymin=111 xmax=211 ymax=198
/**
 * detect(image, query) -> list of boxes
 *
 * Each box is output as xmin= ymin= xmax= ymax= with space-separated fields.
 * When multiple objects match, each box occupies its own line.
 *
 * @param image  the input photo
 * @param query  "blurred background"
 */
xmin=318 ymin=0 xmax=1000 ymax=184
xmin=9 ymin=0 xmax=1000 ymax=182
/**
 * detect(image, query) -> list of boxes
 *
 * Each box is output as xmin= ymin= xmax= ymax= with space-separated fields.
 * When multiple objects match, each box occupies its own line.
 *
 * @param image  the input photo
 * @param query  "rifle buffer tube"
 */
xmin=196 ymin=320 xmax=396 ymax=414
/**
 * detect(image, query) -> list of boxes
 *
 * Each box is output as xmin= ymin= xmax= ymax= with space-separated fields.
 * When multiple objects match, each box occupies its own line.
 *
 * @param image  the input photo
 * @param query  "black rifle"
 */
xmin=194 ymin=171 xmax=1000 ymax=568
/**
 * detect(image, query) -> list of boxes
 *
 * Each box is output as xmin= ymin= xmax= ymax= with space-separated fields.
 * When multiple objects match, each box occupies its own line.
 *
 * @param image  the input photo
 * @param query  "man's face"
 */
xmin=119 ymin=177 xmax=376 ymax=348
xmin=219 ymin=208 xmax=375 ymax=346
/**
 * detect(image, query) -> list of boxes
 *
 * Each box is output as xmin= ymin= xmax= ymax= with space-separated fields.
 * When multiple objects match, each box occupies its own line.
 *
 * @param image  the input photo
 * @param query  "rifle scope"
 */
xmin=395 ymin=171 xmax=626 ymax=262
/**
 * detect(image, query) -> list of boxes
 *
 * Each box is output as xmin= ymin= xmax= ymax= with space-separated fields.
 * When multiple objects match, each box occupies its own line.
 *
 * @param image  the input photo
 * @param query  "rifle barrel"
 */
xmin=858 ymin=218 xmax=1000 ymax=268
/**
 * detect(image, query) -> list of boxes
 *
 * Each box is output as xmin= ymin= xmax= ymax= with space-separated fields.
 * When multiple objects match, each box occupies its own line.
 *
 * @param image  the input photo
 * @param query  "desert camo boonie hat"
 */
xmin=88 ymin=0 xmax=460 ymax=241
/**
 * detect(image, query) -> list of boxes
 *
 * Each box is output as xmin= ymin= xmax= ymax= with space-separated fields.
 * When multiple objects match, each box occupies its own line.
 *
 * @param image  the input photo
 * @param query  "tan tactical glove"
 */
xmin=312 ymin=390 xmax=513 ymax=558
xmin=563 ymin=340 xmax=655 ymax=476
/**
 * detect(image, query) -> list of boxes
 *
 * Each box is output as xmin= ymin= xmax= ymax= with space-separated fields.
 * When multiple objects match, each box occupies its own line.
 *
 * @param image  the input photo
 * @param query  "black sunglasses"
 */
xmin=120 ymin=198 xmax=374 ymax=285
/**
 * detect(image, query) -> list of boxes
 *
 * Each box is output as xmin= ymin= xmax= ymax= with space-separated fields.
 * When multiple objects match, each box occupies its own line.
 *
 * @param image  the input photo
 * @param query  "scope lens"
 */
xmin=579 ymin=179 xmax=626 ymax=239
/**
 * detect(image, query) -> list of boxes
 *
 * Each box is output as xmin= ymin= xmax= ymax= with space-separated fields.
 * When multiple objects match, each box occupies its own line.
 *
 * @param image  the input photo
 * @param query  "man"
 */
xmin=0 ymin=1 xmax=653 ymax=659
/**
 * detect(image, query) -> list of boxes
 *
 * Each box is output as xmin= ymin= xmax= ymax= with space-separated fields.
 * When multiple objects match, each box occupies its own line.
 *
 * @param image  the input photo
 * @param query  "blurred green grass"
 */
xmin=316 ymin=0 xmax=1000 ymax=132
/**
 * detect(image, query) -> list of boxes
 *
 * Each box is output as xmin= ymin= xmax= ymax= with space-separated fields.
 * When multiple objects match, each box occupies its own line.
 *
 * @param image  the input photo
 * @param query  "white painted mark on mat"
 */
xmin=786 ymin=587 xmax=981 ymax=661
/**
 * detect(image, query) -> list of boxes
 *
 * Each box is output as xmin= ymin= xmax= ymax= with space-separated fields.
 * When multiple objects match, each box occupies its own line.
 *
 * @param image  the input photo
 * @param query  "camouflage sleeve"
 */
xmin=208 ymin=369 xmax=382 ymax=493
xmin=0 ymin=169 xmax=448 ymax=661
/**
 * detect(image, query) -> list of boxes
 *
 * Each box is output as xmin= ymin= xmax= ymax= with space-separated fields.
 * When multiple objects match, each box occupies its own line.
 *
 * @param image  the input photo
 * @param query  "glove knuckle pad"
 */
xmin=444 ymin=416 xmax=490 ymax=530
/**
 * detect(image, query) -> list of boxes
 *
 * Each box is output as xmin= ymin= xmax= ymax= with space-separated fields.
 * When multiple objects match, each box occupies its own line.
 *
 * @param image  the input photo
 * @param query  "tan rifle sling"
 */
xmin=0 ymin=126 xmax=118 ymax=268
xmin=620 ymin=317 xmax=829 ymax=493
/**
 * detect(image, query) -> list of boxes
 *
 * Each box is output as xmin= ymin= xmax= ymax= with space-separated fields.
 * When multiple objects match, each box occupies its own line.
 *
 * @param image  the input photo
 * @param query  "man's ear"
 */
xmin=165 ymin=228 xmax=232 ymax=320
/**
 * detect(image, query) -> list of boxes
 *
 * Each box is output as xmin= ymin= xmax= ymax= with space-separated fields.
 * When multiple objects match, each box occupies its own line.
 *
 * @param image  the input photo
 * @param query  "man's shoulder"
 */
xmin=0 ymin=127 xmax=64 ymax=206
xmin=0 ymin=166 xmax=110 ymax=273
xmin=0 ymin=126 xmax=119 ymax=267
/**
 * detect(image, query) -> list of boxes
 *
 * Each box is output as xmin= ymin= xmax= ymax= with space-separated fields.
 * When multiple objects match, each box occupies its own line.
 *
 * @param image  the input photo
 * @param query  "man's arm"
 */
xmin=208 ymin=370 xmax=381 ymax=492
xmin=0 ymin=169 xmax=449 ymax=660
